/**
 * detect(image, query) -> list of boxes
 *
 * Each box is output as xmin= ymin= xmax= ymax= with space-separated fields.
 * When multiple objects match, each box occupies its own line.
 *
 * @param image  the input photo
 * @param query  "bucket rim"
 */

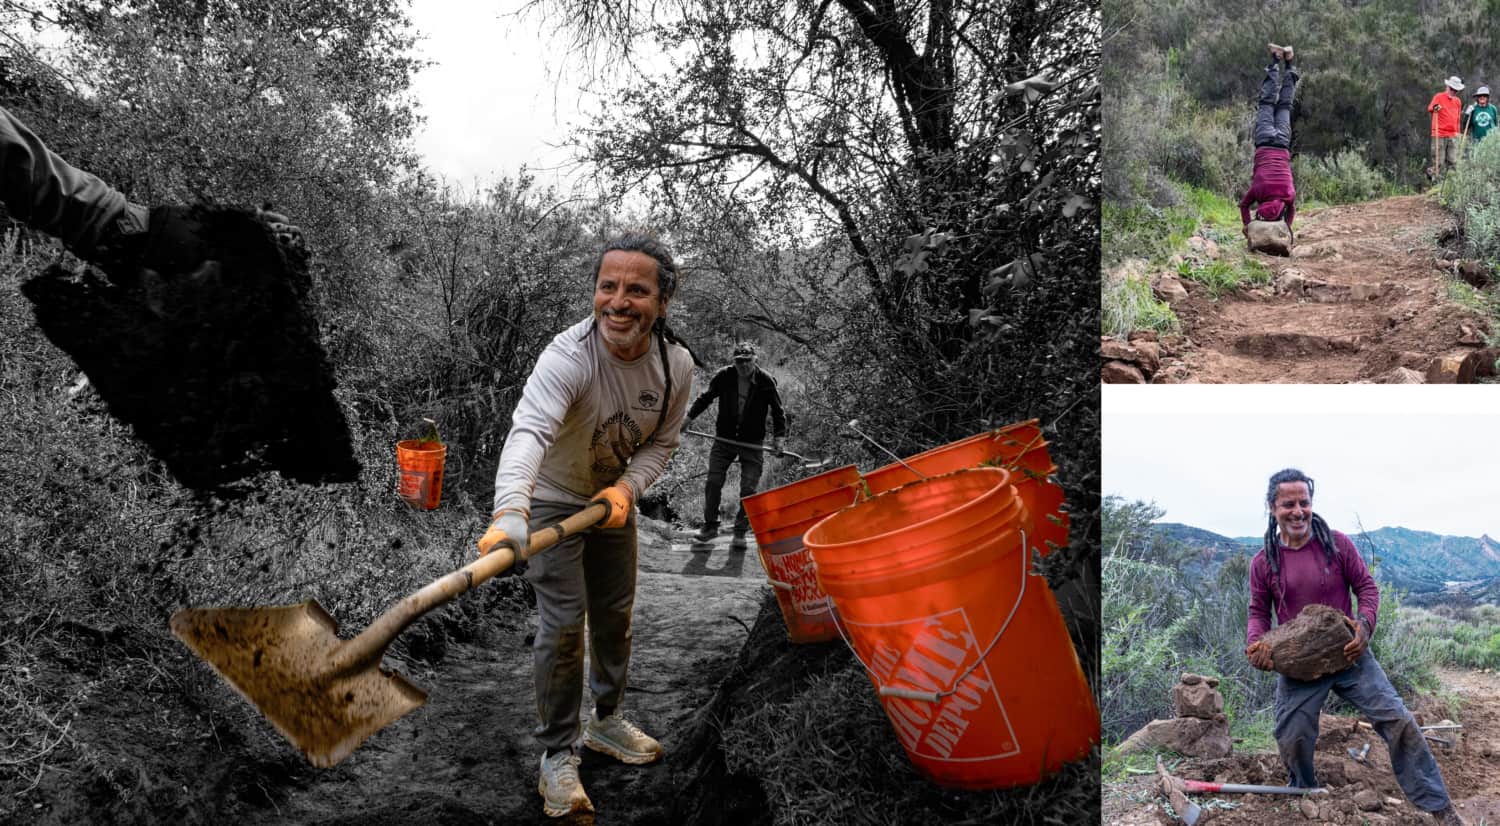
xmin=743 ymin=464 xmax=861 ymax=513
xmin=396 ymin=439 xmax=447 ymax=454
xmin=805 ymin=466 xmax=1013 ymax=553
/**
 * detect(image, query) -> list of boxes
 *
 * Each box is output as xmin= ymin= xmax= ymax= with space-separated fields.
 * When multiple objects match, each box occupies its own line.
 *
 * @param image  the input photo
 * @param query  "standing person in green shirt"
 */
xmin=1463 ymin=86 xmax=1498 ymax=144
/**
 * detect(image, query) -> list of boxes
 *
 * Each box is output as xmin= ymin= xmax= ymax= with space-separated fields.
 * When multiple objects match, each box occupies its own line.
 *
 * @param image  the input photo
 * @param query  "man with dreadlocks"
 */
xmin=1246 ymin=468 xmax=1464 ymax=826
xmin=476 ymin=231 xmax=696 ymax=818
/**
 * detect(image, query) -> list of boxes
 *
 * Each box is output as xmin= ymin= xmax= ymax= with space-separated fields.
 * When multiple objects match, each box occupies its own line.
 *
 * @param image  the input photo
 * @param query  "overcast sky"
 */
xmin=407 ymin=2 xmax=589 ymax=192
xmin=1104 ymin=385 xmax=1500 ymax=539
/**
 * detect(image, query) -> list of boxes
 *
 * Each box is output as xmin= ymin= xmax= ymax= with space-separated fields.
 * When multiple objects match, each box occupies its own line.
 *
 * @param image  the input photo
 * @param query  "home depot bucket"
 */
xmin=805 ymin=467 xmax=1098 ymax=788
xmin=395 ymin=440 xmax=446 ymax=510
xmin=742 ymin=464 xmax=862 ymax=643
xmin=862 ymin=420 xmax=1068 ymax=556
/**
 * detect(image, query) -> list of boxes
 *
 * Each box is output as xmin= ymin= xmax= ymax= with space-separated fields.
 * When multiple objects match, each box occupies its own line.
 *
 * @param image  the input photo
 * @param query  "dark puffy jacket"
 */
xmin=687 ymin=366 xmax=787 ymax=443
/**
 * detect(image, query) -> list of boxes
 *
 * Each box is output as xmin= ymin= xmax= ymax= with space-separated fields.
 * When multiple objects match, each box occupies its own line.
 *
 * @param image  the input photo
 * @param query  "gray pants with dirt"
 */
xmin=1274 ymin=650 xmax=1451 ymax=812
xmin=702 ymin=441 xmax=764 ymax=534
xmin=1254 ymin=60 xmax=1299 ymax=149
xmin=524 ymin=500 xmax=638 ymax=754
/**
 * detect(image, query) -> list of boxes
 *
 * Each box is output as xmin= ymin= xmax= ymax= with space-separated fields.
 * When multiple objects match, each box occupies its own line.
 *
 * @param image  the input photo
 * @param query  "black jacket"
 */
xmin=688 ymin=366 xmax=787 ymax=443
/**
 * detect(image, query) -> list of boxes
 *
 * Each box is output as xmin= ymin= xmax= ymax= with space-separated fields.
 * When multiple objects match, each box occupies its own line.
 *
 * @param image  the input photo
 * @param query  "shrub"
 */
xmin=1102 ymin=275 xmax=1179 ymax=338
xmin=1292 ymin=148 xmax=1400 ymax=206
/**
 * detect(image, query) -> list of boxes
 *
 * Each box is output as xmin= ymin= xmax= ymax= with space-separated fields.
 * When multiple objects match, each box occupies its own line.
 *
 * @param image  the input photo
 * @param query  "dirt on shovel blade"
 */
xmin=21 ymin=206 xmax=359 ymax=491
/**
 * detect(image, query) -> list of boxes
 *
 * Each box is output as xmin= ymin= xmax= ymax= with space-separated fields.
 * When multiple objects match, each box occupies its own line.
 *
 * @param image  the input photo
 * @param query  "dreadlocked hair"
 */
xmin=1262 ymin=468 xmax=1339 ymax=584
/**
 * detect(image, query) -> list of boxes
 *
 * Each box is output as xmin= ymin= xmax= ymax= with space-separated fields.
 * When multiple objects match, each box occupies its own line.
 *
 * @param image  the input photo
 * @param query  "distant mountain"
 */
xmin=1150 ymin=523 xmax=1500 ymax=606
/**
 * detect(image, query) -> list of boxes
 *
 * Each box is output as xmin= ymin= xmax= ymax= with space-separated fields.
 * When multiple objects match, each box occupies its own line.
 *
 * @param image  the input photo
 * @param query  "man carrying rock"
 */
xmin=1240 ymin=44 xmax=1299 ymax=245
xmin=1245 ymin=468 xmax=1465 ymax=825
xmin=477 ymin=232 xmax=695 ymax=818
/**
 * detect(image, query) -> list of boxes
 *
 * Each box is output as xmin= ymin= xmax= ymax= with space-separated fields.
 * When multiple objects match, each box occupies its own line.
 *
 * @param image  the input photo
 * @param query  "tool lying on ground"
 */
xmin=684 ymin=428 xmax=828 ymax=468
xmin=170 ymin=501 xmax=609 ymax=767
xmin=1347 ymin=742 xmax=1370 ymax=762
xmin=1157 ymin=757 xmax=1326 ymax=826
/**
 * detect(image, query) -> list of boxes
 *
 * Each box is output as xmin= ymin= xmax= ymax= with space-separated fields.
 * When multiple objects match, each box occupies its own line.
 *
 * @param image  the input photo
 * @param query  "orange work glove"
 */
xmin=477 ymin=509 xmax=530 ymax=557
xmin=591 ymin=484 xmax=634 ymax=529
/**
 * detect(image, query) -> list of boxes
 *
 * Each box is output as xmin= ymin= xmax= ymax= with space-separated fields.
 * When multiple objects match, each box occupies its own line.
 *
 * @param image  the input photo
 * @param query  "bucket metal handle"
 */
xmin=830 ymin=529 xmax=1033 ymax=705
xmin=766 ymin=578 xmax=795 ymax=591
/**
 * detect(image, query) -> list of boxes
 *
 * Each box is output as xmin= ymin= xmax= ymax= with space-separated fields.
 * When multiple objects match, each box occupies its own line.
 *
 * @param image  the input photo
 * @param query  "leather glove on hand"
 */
xmin=772 ymin=437 xmax=785 ymax=457
xmin=591 ymin=484 xmax=634 ymax=529
xmin=1342 ymin=615 xmax=1370 ymax=663
xmin=478 ymin=509 xmax=530 ymax=560
xmin=255 ymin=204 xmax=306 ymax=260
xmin=1246 ymin=640 xmax=1274 ymax=671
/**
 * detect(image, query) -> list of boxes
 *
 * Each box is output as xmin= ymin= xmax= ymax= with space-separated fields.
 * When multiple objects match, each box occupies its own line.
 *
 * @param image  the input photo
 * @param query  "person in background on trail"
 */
xmin=0 ymin=105 xmax=303 ymax=281
xmin=1245 ymin=468 xmax=1466 ymax=826
xmin=1428 ymin=77 xmax=1465 ymax=179
xmin=476 ymin=232 xmax=694 ymax=819
xmin=686 ymin=340 xmax=788 ymax=550
xmin=1240 ymin=44 xmax=1299 ymax=241
xmin=1462 ymin=86 xmax=1497 ymax=144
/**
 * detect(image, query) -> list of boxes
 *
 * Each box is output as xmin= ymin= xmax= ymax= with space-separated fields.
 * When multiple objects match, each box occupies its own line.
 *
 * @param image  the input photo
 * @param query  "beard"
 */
xmin=596 ymin=307 xmax=651 ymax=353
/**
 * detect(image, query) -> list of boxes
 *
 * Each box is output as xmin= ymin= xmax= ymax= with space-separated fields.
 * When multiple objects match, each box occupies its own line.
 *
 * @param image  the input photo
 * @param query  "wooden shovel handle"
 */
xmin=332 ymin=502 xmax=609 ymax=674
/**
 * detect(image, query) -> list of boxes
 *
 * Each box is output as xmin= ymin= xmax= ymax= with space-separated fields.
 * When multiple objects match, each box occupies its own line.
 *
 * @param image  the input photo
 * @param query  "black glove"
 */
xmin=91 ymin=203 xmax=306 ymax=289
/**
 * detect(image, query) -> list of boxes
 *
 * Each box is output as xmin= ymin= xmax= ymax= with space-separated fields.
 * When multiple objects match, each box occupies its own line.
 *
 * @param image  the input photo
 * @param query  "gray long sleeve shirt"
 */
xmin=492 ymin=316 xmax=695 ymax=515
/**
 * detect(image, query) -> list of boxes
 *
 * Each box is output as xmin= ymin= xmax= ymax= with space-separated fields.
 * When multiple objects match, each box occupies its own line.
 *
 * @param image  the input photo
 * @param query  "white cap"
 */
xmin=1447 ymin=76 xmax=1466 ymax=91
xmin=1479 ymin=86 xmax=1491 ymax=96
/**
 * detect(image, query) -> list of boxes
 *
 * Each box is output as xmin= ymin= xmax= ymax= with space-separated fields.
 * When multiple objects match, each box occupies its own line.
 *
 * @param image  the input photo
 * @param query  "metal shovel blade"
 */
xmin=170 ymin=601 xmax=426 ymax=768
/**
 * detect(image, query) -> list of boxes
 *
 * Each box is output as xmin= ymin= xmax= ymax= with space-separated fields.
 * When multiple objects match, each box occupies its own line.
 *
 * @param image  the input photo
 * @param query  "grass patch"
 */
xmin=1103 ymin=200 xmax=1199 ymax=266
xmin=1175 ymin=257 xmax=1272 ymax=300
xmin=1103 ymin=276 xmax=1180 ymax=338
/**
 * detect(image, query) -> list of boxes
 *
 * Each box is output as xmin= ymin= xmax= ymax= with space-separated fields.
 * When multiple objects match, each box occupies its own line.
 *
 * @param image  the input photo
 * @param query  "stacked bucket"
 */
xmin=741 ymin=419 xmax=1098 ymax=789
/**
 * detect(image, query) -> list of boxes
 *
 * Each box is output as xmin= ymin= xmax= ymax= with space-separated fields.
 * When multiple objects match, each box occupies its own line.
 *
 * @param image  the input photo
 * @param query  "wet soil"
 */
xmin=1166 ymin=194 xmax=1489 ymax=383
xmin=1103 ymin=667 xmax=1500 ymax=824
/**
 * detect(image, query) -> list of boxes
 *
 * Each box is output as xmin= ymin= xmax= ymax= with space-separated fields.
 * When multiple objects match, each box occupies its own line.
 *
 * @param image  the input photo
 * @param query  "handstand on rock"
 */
xmin=1241 ymin=44 xmax=1298 ymax=256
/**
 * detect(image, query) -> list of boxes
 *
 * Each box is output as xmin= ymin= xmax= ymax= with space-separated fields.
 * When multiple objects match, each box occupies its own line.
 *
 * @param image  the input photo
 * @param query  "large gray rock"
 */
xmin=1117 ymin=716 xmax=1233 ymax=758
xmin=1258 ymin=603 xmax=1355 ymax=681
xmin=1247 ymin=220 xmax=1293 ymax=256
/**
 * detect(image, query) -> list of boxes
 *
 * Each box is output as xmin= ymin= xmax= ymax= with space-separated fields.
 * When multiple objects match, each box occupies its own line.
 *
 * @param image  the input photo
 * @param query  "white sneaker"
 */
xmin=537 ymin=750 xmax=593 ymax=818
xmin=582 ymin=711 xmax=664 ymax=765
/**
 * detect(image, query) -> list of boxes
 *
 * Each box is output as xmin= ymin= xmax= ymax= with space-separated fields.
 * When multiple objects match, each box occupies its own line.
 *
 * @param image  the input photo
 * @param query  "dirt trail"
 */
xmin=164 ymin=520 xmax=769 ymax=826
xmin=1102 ymin=666 xmax=1500 ymax=825
xmin=1166 ymin=194 xmax=1488 ymax=383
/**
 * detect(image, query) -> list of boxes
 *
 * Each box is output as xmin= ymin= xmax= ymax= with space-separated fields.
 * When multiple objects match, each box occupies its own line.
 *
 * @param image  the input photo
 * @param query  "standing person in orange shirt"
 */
xmin=1428 ymin=77 xmax=1465 ymax=179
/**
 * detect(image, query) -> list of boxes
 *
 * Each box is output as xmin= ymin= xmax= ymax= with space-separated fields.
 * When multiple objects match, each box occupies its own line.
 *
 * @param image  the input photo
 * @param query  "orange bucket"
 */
xmin=396 ymin=440 xmax=446 ymax=510
xmin=742 ymin=465 xmax=862 ymax=643
xmin=861 ymin=420 xmax=1068 ymax=556
xmin=805 ymin=468 xmax=1098 ymax=789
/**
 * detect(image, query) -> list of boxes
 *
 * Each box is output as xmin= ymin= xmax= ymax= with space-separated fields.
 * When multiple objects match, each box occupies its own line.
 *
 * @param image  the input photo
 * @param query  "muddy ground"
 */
xmin=1103 ymin=667 xmax=1500 ymax=825
xmin=1159 ymin=194 xmax=1492 ymax=384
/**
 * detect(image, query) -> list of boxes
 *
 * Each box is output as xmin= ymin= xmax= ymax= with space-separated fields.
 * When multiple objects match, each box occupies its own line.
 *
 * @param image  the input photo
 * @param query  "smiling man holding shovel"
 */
xmin=476 ymin=231 xmax=695 ymax=818
xmin=1245 ymin=468 xmax=1465 ymax=826
xmin=685 ymin=340 xmax=788 ymax=549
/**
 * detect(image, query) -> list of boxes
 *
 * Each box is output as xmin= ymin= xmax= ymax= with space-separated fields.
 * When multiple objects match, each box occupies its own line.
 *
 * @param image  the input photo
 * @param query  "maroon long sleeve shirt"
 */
xmin=1246 ymin=529 xmax=1378 ymax=647
xmin=1240 ymin=146 xmax=1297 ymax=229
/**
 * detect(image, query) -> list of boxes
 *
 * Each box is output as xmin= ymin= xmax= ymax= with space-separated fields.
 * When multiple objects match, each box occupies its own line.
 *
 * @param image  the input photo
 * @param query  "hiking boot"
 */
xmin=1282 ymin=45 xmax=1294 ymax=64
xmin=692 ymin=523 xmax=718 ymax=542
xmin=538 ymin=750 xmax=593 ymax=818
xmin=1268 ymin=42 xmax=1285 ymax=61
xmin=583 ymin=711 xmax=664 ymax=765
xmin=1432 ymin=804 xmax=1466 ymax=826
xmin=729 ymin=530 xmax=749 ymax=551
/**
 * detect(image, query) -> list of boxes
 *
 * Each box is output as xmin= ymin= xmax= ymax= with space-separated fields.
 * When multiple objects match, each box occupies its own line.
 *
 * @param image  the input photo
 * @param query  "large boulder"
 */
xmin=1258 ymin=603 xmax=1355 ymax=681
xmin=1247 ymin=220 xmax=1293 ymax=256
xmin=1117 ymin=716 xmax=1233 ymax=758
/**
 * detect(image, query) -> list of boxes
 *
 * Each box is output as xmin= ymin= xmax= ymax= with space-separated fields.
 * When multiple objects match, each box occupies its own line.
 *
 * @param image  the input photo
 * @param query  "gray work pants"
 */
xmin=702 ymin=441 xmax=764 ymax=533
xmin=524 ymin=500 xmax=638 ymax=754
xmin=1254 ymin=60 xmax=1299 ymax=149
xmin=1274 ymin=651 xmax=1450 ymax=812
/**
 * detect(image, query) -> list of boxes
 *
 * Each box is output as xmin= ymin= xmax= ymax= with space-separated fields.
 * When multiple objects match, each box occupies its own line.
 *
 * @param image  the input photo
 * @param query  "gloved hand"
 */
xmin=478 ymin=509 xmax=530 ymax=558
xmin=1246 ymin=640 xmax=1274 ymax=671
xmin=1342 ymin=615 xmax=1370 ymax=663
xmin=591 ymin=484 xmax=633 ymax=529
xmin=255 ymin=204 xmax=306 ymax=258
xmin=772 ymin=436 xmax=785 ymax=457
xmin=92 ymin=203 xmax=307 ymax=289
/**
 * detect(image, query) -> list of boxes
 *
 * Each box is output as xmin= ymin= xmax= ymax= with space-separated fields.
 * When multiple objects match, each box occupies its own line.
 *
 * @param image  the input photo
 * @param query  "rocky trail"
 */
xmin=1110 ymin=194 xmax=1500 ymax=384
xmin=1102 ymin=666 xmax=1500 ymax=825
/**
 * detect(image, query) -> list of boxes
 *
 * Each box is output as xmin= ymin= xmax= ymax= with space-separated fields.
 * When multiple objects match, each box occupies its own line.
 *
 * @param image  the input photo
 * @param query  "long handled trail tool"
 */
xmin=1156 ymin=757 xmax=1325 ymax=825
xmin=170 ymin=501 xmax=609 ymax=768
xmin=684 ymin=428 xmax=829 ymax=469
